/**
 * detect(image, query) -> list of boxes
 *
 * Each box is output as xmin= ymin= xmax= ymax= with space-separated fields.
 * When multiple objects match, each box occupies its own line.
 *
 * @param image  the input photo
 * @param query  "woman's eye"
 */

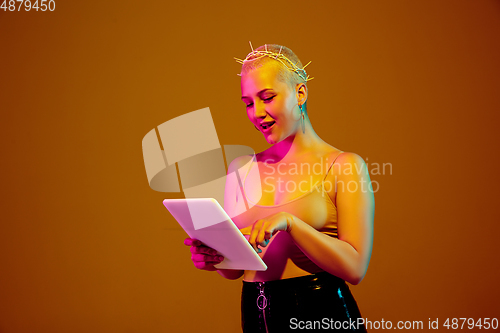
xmin=263 ymin=96 xmax=275 ymax=102
xmin=246 ymin=103 xmax=254 ymax=108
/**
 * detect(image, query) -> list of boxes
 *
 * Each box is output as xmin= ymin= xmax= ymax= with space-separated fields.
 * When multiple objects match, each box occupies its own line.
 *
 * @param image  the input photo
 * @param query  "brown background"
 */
xmin=1 ymin=0 xmax=499 ymax=332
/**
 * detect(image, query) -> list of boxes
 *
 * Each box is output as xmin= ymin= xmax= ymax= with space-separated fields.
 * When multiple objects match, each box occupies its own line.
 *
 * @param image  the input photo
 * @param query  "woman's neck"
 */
xmin=264 ymin=117 xmax=326 ymax=162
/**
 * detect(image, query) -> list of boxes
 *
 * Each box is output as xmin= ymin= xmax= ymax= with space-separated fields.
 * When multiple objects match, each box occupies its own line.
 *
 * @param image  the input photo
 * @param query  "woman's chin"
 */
xmin=264 ymin=134 xmax=278 ymax=145
xmin=264 ymin=131 xmax=293 ymax=145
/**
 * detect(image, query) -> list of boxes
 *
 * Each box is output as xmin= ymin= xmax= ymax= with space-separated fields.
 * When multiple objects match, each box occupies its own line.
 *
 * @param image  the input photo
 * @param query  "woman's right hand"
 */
xmin=184 ymin=238 xmax=224 ymax=271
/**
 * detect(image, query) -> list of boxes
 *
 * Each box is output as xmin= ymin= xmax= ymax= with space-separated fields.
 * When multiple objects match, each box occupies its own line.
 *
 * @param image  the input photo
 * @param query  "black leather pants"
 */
xmin=241 ymin=272 xmax=367 ymax=332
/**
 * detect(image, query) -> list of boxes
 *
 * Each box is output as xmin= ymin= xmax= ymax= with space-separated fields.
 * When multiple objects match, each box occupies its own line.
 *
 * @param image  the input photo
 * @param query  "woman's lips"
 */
xmin=260 ymin=121 xmax=276 ymax=133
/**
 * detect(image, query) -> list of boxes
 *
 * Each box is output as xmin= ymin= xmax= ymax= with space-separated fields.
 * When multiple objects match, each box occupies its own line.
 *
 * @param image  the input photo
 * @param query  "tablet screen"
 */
xmin=163 ymin=198 xmax=267 ymax=271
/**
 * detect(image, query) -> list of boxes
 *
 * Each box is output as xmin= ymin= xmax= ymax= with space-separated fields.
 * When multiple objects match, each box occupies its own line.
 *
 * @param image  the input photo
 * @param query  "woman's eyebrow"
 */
xmin=257 ymin=89 xmax=274 ymax=97
xmin=241 ymin=89 xmax=275 ymax=100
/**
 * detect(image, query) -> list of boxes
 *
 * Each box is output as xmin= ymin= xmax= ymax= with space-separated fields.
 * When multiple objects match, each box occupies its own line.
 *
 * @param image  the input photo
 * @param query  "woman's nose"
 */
xmin=253 ymin=101 xmax=267 ymax=119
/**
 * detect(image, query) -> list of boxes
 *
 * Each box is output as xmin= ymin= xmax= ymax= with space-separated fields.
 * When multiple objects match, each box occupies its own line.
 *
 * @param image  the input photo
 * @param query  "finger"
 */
xmin=256 ymin=220 xmax=272 ymax=247
xmin=248 ymin=222 xmax=258 ymax=250
xmin=190 ymin=246 xmax=218 ymax=256
xmin=193 ymin=261 xmax=219 ymax=271
xmin=260 ymin=238 xmax=270 ymax=248
xmin=192 ymin=253 xmax=224 ymax=263
xmin=264 ymin=228 xmax=276 ymax=244
xmin=239 ymin=226 xmax=252 ymax=235
xmin=184 ymin=238 xmax=201 ymax=246
xmin=248 ymin=220 xmax=263 ymax=252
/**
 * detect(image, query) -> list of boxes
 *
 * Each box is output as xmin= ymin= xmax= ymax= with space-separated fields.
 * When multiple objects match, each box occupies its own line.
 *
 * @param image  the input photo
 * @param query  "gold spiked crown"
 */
xmin=235 ymin=42 xmax=314 ymax=82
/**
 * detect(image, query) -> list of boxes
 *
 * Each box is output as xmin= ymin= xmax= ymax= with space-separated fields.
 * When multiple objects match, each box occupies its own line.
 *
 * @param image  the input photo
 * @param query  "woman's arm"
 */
xmin=248 ymin=152 xmax=374 ymax=285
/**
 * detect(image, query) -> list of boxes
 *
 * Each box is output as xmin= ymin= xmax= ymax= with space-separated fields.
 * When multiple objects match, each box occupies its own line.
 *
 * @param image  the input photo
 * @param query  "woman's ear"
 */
xmin=296 ymin=83 xmax=308 ymax=105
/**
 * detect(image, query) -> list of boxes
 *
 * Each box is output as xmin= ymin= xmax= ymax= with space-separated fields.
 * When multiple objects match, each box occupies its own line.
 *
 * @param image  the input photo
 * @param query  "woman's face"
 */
xmin=240 ymin=62 xmax=301 ymax=145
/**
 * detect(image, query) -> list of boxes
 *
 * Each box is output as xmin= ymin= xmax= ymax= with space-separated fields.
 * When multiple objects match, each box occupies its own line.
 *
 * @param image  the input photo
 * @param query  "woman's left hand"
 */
xmin=241 ymin=212 xmax=294 ymax=253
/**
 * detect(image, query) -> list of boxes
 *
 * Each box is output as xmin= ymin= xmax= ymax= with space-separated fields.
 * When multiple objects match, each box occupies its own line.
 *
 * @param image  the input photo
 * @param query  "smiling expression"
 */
xmin=240 ymin=62 xmax=302 ymax=145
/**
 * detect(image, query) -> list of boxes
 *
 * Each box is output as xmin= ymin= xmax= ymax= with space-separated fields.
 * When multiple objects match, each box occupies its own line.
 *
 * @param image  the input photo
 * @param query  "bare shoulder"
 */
xmin=335 ymin=152 xmax=368 ymax=174
xmin=336 ymin=151 xmax=366 ymax=165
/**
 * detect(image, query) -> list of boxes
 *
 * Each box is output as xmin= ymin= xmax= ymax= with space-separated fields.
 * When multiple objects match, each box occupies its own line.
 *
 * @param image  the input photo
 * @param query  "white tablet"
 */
xmin=163 ymin=198 xmax=267 ymax=271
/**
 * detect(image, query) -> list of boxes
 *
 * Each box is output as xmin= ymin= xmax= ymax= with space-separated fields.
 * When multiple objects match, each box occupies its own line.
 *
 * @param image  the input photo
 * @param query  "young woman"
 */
xmin=185 ymin=44 xmax=374 ymax=332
